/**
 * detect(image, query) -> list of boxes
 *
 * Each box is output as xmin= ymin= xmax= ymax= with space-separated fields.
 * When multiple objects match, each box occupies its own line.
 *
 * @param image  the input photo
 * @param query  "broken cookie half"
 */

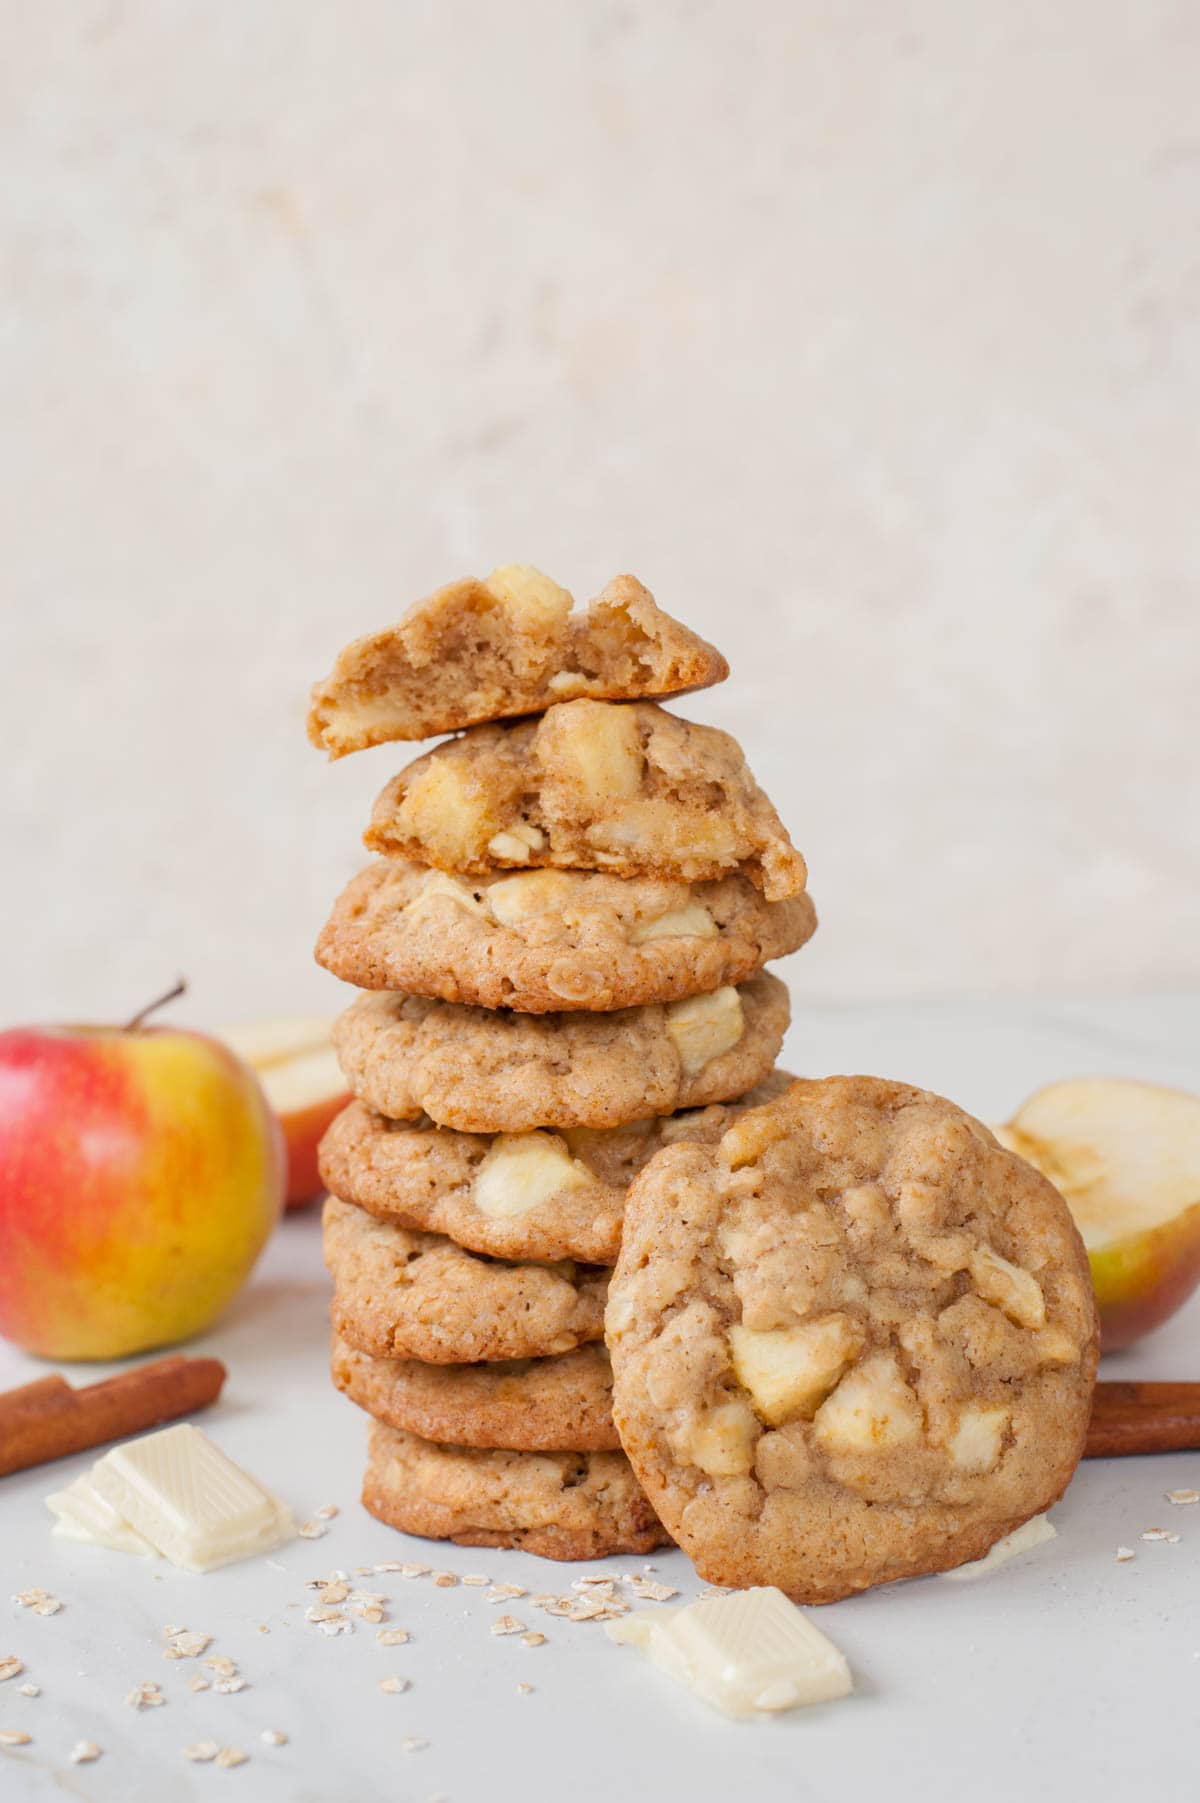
xmin=307 ymin=567 xmax=729 ymax=755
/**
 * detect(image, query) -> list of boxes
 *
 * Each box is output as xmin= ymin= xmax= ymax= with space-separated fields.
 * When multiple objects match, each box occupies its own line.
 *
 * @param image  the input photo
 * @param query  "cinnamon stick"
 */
xmin=0 ymin=1355 xmax=227 ymax=1477
xmin=1084 ymin=1380 xmax=1200 ymax=1460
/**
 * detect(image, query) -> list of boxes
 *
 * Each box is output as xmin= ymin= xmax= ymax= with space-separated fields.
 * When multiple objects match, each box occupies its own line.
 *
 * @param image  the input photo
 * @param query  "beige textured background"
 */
xmin=3 ymin=2 xmax=1197 ymax=1026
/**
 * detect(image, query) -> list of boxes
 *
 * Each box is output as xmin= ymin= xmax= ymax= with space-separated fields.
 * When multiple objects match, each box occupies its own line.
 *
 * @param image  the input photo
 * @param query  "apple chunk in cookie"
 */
xmin=606 ymin=1076 xmax=1099 ymax=1603
xmin=365 ymin=699 xmax=807 ymax=901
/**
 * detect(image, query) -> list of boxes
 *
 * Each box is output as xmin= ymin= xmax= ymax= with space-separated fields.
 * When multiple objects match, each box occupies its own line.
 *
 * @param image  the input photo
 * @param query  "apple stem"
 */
xmin=125 ymin=978 xmax=188 ymax=1031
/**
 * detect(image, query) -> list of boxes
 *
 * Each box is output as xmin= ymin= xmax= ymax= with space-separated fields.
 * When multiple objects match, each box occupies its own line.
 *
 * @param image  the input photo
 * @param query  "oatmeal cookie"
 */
xmin=364 ymin=699 xmax=806 ymax=901
xmin=324 ymin=1197 xmax=608 ymax=1363
xmin=330 ymin=974 xmax=789 ymax=1133
xmin=607 ymin=1076 xmax=1099 ymax=1603
xmin=362 ymin=1421 xmax=668 ymax=1559
xmin=319 ymin=1075 xmax=794 ymax=1265
xmin=317 ymin=860 xmax=815 ymax=1013
xmin=332 ymin=1335 xmax=618 ymax=1451
xmin=308 ymin=567 xmax=728 ymax=755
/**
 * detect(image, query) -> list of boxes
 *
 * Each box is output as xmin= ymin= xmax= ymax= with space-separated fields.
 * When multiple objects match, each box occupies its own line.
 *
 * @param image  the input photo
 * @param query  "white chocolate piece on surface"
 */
xmin=89 ymin=1424 xmax=295 ymax=1574
xmin=606 ymin=1586 xmax=852 ymax=1719
xmin=939 ymin=1514 xmax=1057 ymax=1581
xmin=46 ymin=1475 xmax=157 ymax=1556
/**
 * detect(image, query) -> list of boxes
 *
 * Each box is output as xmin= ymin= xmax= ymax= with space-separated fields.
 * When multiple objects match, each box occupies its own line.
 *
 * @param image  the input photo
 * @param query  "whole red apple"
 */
xmin=0 ymin=988 xmax=286 ymax=1359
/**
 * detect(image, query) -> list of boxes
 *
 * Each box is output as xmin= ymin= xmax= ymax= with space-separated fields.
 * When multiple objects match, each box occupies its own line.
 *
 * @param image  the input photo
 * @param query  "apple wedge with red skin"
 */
xmin=995 ymin=1078 xmax=1200 ymax=1352
xmin=219 ymin=1018 xmax=350 ymax=1209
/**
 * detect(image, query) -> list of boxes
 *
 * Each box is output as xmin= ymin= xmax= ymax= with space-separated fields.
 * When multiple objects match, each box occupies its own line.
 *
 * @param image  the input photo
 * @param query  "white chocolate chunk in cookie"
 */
xmin=945 ymin=1404 xmax=1010 ymax=1473
xmin=970 ymin=1246 xmax=1047 ymax=1331
xmin=404 ymin=870 xmax=488 ymax=918
xmin=486 ymin=869 xmax=576 ymax=926
xmin=729 ymin=1316 xmax=864 ymax=1427
xmin=673 ymin=1398 xmax=760 ymax=1477
xmin=812 ymin=1353 xmax=924 ymax=1453
xmin=399 ymin=761 xmax=500 ymax=864
xmin=484 ymin=564 xmax=573 ymax=629
xmin=665 ymin=987 xmax=744 ymax=1077
xmin=472 ymin=1133 xmax=590 ymax=1220
xmin=629 ymin=900 xmax=719 ymax=945
xmin=538 ymin=699 xmax=644 ymax=807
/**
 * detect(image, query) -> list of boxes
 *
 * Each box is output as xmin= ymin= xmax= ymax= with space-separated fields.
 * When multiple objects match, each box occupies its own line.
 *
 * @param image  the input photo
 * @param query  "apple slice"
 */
xmin=996 ymin=1078 xmax=1200 ymax=1351
xmin=220 ymin=1018 xmax=350 ymax=1210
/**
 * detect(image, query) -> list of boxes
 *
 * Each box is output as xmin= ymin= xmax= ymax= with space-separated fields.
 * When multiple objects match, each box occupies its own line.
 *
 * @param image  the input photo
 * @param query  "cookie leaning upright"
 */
xmin=307 ymin=565 xmax=815 ymax=1562
xmin=606 ymin=1076 xmax=1100 ymax=1602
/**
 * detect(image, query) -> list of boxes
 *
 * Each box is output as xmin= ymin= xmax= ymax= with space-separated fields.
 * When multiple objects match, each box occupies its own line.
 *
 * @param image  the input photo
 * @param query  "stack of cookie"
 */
xmin=308 ymin=567 xmax=816 ymax=1560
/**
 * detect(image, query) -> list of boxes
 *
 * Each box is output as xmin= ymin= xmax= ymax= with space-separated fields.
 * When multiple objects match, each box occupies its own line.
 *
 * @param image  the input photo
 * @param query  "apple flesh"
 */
xmin=996 ymin=1078 xmax=1200 ymax=1351
xmin=218 ymin=1018 xmax=349 ymax=1209
xmin=0 ymin=1019 xmax=285 ymax=1359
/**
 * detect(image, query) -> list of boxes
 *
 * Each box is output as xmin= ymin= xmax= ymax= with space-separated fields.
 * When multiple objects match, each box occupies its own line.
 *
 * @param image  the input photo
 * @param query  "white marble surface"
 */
xmin=2 ymin=997 xmax=1198 ymax=1803
xmin=4 ymin=3 xmax=1199 ymax=1021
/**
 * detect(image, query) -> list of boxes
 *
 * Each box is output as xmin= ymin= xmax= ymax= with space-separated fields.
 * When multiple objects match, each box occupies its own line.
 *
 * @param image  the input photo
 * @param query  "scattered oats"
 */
xmin=12 ymin=1590 xmax=47 ymax=1607
xmin=486 ymin=1583 xmax=527 ymax=1604
xmin=1115 ymin=1546 xmax=1137 ymax=1563
xmin=596 ymin=1603 xmax=630 ymax=1620
xmin=70 ymin=1741 xmax=101 ymax=1764
xmin=1167 ymin=1489 xmax=1200 ymax=1506
xmin=318 ymin=1618 xmax=352 ymax=1638
xmin=126 ymin=1681 xmax=166 ymax=1710
xmin=317 ymin=1583 xmax=350 ymax=1605
xmin=305 ymin=1606 xmax=345 ymax=1625
xmin=18 ymin=1685 xmax=40 ymax=1698
xmin=696 ymin=1587 xmax=732 ymax=1601
xmin=376 ymin=1628 xmax=410 ymax=1648
xmin=490 ymin=1616 xmax=525 ymax=1636
xmin=31 ymin=1599 xmax=63 ymax=1617
xmin=396 ymin=1563 xmax=429 ymax=1579
xmin=461 ymin=1574 xmax=490 ymax=1588
xmin=0 ymin=1657 xmax=23 ymax=1682
xmin=204 ymin=1657 xmax=239 ymax=1677
xmin=353 ymin=1566 xmax=374 ymax=1577
xmin=1141 ymin=1528 xmax=1182 ymax=1544
xmin=379 ymin=1675 xmax=410 ymax=1694
xmin=572 ymin=1579 xmax=615 ymax=1600
xmin=313 ymin=1505 xmax=339 ymax=1521
xmin=261 ymin=1729 xmax=287 ymax=1746
xmin=574 ymin=1574 xmax=619 ymax=1590
xmin=566 ymin=1599 xmax=607 ymax=1623
xmin=400 ymin=1737 xmax=427 ymax=1753
xmin=165 ymin=1631 xmax=212 ymax=1659
xmin=628 ymin=1578 xmax=679 ymax=1602
xmin=162 ymin=1624 xmax=187 ymax=1638
xmin=297 ymin=1521 xmax=327 ymax=1540
xmin=530 ymin=1593 xmax=557 ymax=1608
xmin=0 ymin=1729 xmax=32 ymax=1746
xmin=256 ymin=1625 xmax=270 ymax=1635
xmin=517 ymin=1681 xmax=534 ymax=1695
xmin=541 ymin=1599 xmax=574 ymax=1618
xmin=520 ymin=1633 xmax=546 ymax=1649
xmin=214 ymin=1677 xmax=249 ymax=1695
xmin=349 ymin=1590 xmax=387 ymax=1606
xmin=353 ymin=1606 xmax=385 ymax=1625
xmin=642 ymin=1564 xmax=657 ymax=1572
xmin=374 ymin=1561 xmax=404 ymax=1574
xmin=189 ymin=1677 xmax=211 ymax=1693
xmin=215 ymin=1747 xmax=248 ymax=1769
xmin=431 ymin=1572 xmax=458 ymax=1589
xmin=183 ymin=1741 xmax=220 ymax=1762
